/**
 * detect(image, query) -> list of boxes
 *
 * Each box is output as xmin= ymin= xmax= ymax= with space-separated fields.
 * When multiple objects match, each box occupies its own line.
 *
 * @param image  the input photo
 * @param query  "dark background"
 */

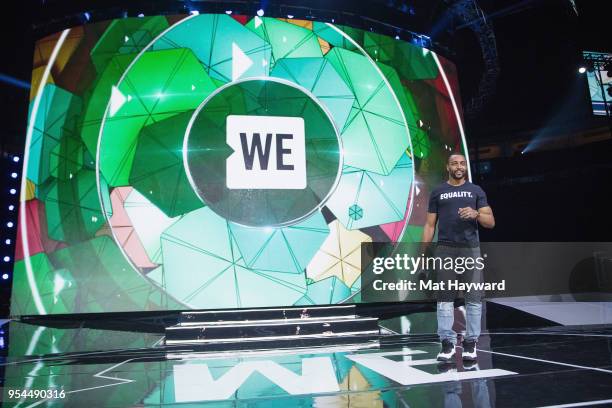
xmin=1 ymin=0 xmax=611 ymax=314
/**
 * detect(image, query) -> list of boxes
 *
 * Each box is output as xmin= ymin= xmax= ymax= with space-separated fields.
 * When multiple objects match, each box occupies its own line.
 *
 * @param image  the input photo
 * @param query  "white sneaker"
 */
xmin=437 ymin=339 xmax=456 ymax=362
xmin=462 ymin=340 xmax=477 ymax=361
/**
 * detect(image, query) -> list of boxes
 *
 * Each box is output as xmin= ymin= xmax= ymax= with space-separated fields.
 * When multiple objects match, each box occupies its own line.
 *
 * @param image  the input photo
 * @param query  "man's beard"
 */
xmin=449 ymin=170 xmax=465 ymax=180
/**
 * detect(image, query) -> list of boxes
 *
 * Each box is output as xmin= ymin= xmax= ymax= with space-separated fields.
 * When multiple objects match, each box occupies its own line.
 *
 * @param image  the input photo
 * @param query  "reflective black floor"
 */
xmin=1 ymin=319 xmax=612 ymax=407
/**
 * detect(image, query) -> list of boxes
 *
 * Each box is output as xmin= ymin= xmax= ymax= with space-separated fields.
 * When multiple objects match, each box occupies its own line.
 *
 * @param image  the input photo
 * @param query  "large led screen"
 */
xmin=12 ymin=14 xmax=468 ymax=315
xmin=583 ymin=51 xmax=612 ymax=116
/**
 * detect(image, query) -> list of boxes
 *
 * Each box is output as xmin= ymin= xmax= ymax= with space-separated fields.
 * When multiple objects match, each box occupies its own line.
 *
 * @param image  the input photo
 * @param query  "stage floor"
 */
xmin=1 ymin=320 xmax=612 ymax=407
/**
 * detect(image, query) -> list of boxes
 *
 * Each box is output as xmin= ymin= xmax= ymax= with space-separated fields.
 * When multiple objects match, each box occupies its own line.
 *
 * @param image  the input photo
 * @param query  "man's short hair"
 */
xmin=447 ymin=152 xmax=466 ymax=163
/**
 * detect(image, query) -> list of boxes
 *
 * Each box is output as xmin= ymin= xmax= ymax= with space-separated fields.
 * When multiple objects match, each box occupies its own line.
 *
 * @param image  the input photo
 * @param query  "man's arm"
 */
xmin=476 ymin=206 xmax=495 ymax=228
xmin=458 ymin=206 xmax=495 ymax=228
xmin=419 ymin=212 xmax=437 ymax=274
xmin=421 ymin=212 xmax=438 ymax=243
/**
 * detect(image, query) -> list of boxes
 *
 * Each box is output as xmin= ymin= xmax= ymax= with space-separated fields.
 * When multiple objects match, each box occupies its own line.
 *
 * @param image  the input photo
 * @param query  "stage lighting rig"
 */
xmin=1 ymin=153 xmax=20 ymax=286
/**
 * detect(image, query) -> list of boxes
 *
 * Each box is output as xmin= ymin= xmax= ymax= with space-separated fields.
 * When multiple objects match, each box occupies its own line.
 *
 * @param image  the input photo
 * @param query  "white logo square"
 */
xmin=226 ymin=115 xmax=306 ymax=189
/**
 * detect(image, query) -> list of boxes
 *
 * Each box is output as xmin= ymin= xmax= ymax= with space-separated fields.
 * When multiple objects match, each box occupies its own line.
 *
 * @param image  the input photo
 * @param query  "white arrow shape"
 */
xmin=231 ymin=42 xmax=253 ymax=81
xmin=109 ymin=86 xmax=127 ymax=117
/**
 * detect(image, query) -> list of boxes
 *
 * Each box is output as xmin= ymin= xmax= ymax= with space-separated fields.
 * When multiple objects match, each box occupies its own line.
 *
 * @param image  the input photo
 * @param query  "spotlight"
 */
xmin=11 ymin=172 xmax=17 ymax=178
xmin=12 ymin=156 xmax=19 ymax=162
xmin=7 ymin=222 xmax=14 ymax=228
xmin=395 ymin=35 xmax=400 ymax=40
xmin=9 ymin=188 xmax=16 ymax=195
xmin=578 ymin=66 xmax=586 ymax=74
xmin=225 ymin=10 xmax=232 ymax=15
xmin=256 ymin=9 xmax=264 ymax=17
xmin=3 ymin=256 xmax=9 ymax=262
xmin=8 ymin=205 xmax=14 ymax=211
xmin=287 ymin=14 xmax=294 ymax=19
xmin=4 ymin=239 xmax=10 ymax=245
xmin=331 ymin=18 xmax=335 ymax=23
xmin=1 ymin=274 xmax=8 ymax=280
xmin=137 ymin=13 xmax=145 ymax=18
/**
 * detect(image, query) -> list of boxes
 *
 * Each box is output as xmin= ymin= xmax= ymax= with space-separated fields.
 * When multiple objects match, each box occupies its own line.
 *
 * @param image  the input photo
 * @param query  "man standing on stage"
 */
xmin=421 ymin=153 xmax=495 ymax=362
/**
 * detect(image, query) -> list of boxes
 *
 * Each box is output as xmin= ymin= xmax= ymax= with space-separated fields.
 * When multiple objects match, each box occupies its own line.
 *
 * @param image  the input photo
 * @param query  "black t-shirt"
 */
xmin=428 ymin=181 xmax=489 ymax=245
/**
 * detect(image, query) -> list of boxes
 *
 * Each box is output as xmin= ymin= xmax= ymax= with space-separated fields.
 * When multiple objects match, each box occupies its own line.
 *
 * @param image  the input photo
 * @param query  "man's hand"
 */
xmin=458 ymin=207 xmax=479 ymax=220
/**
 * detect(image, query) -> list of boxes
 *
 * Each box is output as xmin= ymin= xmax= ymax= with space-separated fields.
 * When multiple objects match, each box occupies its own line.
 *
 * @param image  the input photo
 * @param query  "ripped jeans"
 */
xmin=437 ymin=301 xmax=482 ymax=344
xmin=435 ymin=244 xmax=484 ymax=344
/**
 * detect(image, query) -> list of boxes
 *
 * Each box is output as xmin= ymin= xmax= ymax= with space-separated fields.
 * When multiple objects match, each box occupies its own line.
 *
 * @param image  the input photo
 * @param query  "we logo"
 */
xmin=226 ymin=115 xmax=307 ymax=189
